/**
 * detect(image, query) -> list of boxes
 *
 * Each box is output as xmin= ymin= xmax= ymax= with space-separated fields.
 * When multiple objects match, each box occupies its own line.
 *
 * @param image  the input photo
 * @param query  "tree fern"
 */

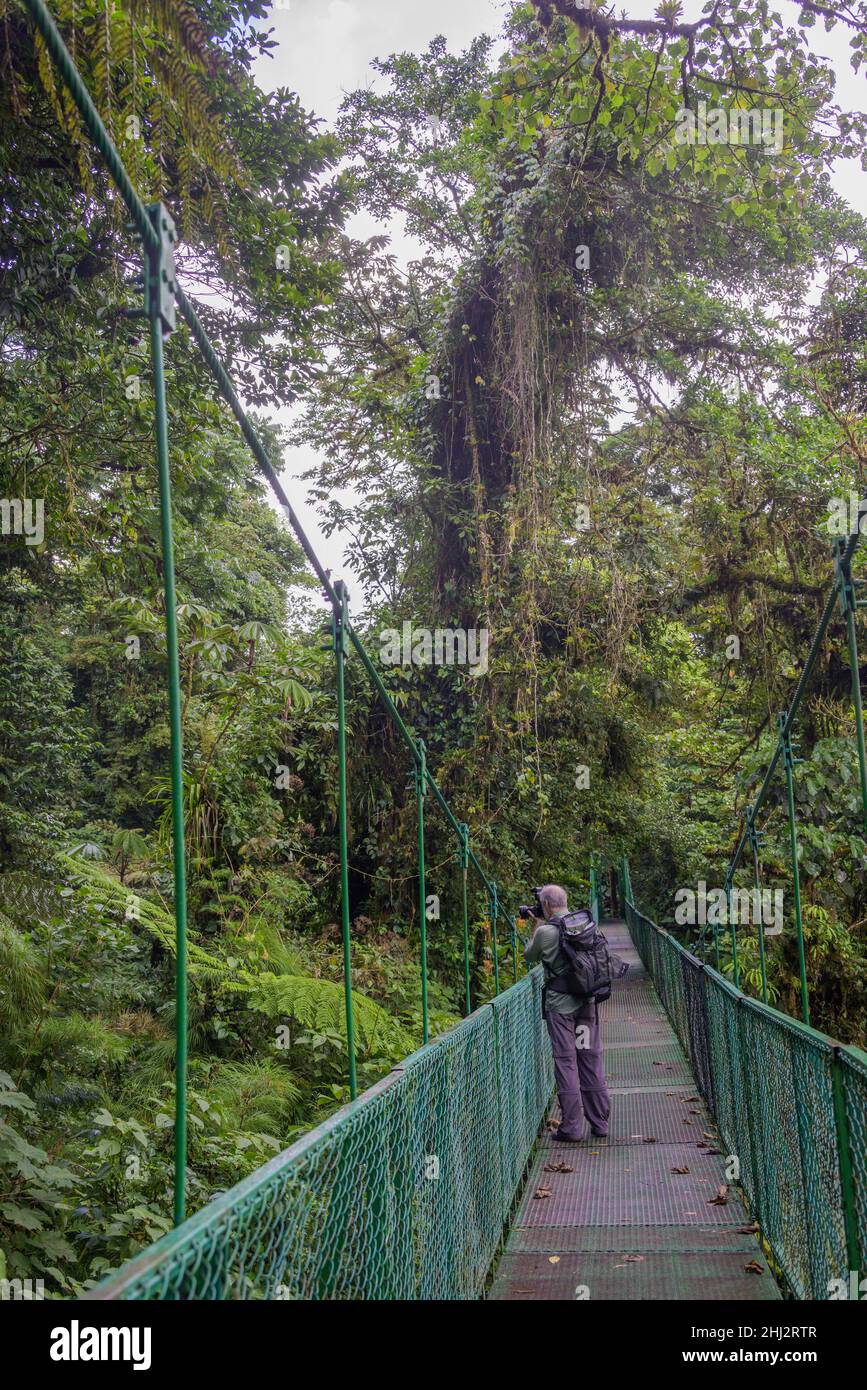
xmin=239 ymin=972 xmax=414 ymax=1059
xmin=27 ymin=0 xmax=243 ymax=235
xmin=53 ymin=856 xmax=232 ymax=984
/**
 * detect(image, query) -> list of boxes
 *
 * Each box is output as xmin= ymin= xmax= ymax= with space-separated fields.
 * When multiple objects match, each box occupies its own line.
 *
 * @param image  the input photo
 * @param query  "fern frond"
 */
xmin=32 ymin=1012 xmax=131 ymax=1066
xmin=0 ymin=910 xmax=45 ymax=1031
xmin=205 ymin=1060 xmax=302 ymax=1133
xmin=53 ymin=856 xmax=232 ymax=984
xmin=239 ymin=972 xmax=414 ymax=1059
xmin=126 ymin=0 xmax=217 ymax=75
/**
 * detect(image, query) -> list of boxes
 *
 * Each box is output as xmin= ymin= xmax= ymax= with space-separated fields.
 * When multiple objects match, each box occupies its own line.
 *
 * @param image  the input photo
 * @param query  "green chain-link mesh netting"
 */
xmin=90 ymin=969 xmax=553 ymax=1300
xmin=627 ymin=902 xmax=867 ymax=1299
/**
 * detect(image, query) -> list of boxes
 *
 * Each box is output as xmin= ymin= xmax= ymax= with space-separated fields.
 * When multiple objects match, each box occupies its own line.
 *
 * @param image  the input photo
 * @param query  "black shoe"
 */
xmin=590 ymin=1128 xmax=608 ymax=1138
xmin=553 ymin=1129 xmax=583 ymax=1143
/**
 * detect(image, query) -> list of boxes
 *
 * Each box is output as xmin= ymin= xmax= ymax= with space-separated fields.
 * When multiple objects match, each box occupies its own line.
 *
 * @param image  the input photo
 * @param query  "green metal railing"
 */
xmin=621 ymin=866 xmax=867 ymax=1301
xmin=89 ymin=968 xmax=553 ymax=1300
xmin=703 ymin=530 xmax=867 ymax=1020
xmin=20 ymin=0 xmax=537 ymax=1234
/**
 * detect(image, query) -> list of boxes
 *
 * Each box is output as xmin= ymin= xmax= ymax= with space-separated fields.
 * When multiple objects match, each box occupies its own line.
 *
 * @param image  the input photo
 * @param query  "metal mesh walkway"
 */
xmin=488 ymin=920 xmax=783 ymax=1301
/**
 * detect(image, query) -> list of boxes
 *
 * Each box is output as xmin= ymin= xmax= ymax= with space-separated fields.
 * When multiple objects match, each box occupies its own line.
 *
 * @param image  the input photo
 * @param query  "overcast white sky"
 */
xmin=254 ymin=1 xmax=867 ymax=593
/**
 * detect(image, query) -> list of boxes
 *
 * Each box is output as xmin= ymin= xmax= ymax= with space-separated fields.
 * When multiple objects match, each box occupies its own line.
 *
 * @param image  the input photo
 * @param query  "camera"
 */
xmin=517 ymin=887 xmax=544 ymax=920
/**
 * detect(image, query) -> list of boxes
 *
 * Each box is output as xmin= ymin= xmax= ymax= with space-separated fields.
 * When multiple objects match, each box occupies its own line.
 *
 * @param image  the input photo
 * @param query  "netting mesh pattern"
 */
xmin=627 ymin=903 xmax=867 ymax=1299
xmin=90 ymin=969 xmax=553 ymax=1301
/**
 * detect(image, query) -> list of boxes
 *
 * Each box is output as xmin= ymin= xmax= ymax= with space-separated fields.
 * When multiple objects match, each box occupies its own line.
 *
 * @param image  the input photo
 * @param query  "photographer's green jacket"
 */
xmin=524 ymin=922 xmax=583 ymax=1015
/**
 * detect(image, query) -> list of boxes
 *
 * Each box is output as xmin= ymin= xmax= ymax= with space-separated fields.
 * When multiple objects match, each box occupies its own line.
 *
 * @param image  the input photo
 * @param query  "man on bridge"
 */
xmin=525 ymin=884 xmax=614 ymax=1142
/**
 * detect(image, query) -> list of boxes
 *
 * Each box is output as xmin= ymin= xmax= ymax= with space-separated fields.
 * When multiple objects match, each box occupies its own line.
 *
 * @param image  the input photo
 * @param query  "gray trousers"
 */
xmin=546 ymin=1002 xmax=610 ymax=1138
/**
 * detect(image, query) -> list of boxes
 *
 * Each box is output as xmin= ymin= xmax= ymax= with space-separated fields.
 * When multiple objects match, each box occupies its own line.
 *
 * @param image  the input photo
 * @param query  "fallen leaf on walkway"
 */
xmin=534 ymin=1187 xmax=552 ymax=1200
xmin=708 ymin=1185 xmax=729 ymax=1206
xmin=743 ymin=1260 xmax=765 ymax=1275
xmin=613 ymin=1255 xmax=645 ymax=1267
xmin=702 ymin=1131 xmax=716 ymax=1140
xmin=683 ymin=1119 xmax=694 ymax=1126
xmin=705 ymin=1148 xmax=721 ymax=1155
xmin=548 ymin=1256 xmax=561 ymax=1265
xmin=737 ymin=1223 xmax=759 ymax=1235
xmin=642 ymin=1136 xmax=658 ymax=1144
xmin=671 ymin=1166 xmax=690 ymax=1174
xmin=543 ymin=1161 xmax=574 ymax=1173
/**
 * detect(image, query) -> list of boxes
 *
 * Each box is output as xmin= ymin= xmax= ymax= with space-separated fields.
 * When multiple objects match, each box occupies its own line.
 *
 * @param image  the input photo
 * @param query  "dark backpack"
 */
xmin=546 ymin=909 xmax=614 ymax=1005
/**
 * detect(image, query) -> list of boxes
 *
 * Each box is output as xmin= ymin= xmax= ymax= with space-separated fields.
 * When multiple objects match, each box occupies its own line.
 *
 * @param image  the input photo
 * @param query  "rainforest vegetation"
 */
xmin=2 ymin=0 xmax=867 ymax=1293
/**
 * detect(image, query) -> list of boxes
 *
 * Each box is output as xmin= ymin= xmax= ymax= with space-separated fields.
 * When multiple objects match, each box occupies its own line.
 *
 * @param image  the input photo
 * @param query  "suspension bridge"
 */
xmin=19 ymin=0 xmax=867 ymax=1301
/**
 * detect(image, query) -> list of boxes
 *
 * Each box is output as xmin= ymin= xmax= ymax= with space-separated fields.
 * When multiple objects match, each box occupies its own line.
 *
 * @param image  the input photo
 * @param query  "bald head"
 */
xmin=538 ymin=884 xmax=567 ymax=918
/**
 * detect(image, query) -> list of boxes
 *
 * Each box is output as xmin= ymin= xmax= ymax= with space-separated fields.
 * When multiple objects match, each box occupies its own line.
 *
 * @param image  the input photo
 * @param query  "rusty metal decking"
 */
xmin=488 ymin=919 xmax=782 ymax=1301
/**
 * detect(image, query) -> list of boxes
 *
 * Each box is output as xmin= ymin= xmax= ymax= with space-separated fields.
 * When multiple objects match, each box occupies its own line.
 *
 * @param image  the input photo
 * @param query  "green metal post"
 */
xmin=144 ymin=204 xmax=188 ymax=1227
xmin=333 ymin=582 xmax=357 ymax=1099
xmin=746 ymin=806 xmax=768 ymax=1004
xmin=725 ymin=878 xmax=740 ymax=989
xmin=489 ymin=881 xmax=500 ymax=996
xmin=458 ymin=823 xmax=471 ymax=1014
xmin=836 ymin=540 xmax=867 ymax=834
xmin=510 ymin=908 xmax=518 ymax=984
xmin=415 ymin=741 xmax=429 ymax=1043
xmin=778 ymin=713 xmax=809 ymax=1025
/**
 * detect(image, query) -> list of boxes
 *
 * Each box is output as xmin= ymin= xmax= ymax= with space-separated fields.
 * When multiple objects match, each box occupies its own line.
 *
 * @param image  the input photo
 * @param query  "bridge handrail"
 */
xmin=87 ymin=968 xmax=553 ymax=1300
xmin=625 ymin=891 xmax=867 ymax=1301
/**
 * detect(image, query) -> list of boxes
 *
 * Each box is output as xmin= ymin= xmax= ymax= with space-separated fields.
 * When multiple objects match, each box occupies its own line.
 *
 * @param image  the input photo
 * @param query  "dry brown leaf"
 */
xmin=671 ymin=1166 xmax=690 ymax=1174
xmin=534 ymin=1187 xmax=552 ymax=1200
xmin=743 ymin=1260 xmax=765 ymax=1274
xmin=708 ymin=1185 xmax=729 ymax=1206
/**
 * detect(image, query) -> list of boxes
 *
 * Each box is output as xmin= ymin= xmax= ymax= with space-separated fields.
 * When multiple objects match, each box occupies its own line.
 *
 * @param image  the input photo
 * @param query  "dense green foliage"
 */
xmin=2 ymin=0 xmax=867 ymax=1294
